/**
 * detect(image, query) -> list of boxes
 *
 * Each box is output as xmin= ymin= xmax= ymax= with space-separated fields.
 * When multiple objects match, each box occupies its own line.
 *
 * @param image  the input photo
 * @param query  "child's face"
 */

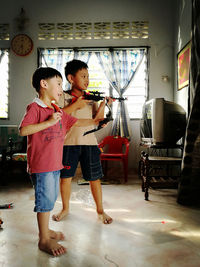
xmin=71 ymin=68 xmax=89 ymax=91
xmin=46 ymin=76 xmax=63 ymax=103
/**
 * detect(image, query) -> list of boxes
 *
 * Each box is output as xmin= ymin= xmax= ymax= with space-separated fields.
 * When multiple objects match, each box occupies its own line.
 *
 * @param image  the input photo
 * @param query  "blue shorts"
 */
xmin=61 ymin=145 xmax=103 ymax=181
xmin=31 ymin=170 xmax=60 ymax=212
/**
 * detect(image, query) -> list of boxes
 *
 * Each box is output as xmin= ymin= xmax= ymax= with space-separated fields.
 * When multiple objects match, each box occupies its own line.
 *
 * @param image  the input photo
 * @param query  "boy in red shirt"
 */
xmin=19 ymin=67 xmax=98 ymax=256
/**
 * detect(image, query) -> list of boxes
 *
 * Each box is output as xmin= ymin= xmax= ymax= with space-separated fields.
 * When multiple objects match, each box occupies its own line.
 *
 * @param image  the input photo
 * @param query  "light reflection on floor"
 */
xmin=0 ymin=177 xmax=200 ymax=267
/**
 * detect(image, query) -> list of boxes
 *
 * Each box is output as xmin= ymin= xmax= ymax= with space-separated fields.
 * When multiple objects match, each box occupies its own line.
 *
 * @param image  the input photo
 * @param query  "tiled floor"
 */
xmin=0 ymin=175 xmax=200 ymax=267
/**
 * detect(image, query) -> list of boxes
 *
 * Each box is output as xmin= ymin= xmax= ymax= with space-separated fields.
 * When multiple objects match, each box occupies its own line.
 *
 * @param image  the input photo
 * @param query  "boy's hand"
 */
xmin=106 ymin=97 xmax=114 ymax=106
xmin=93 ymin=118 xmax=108 ymax=128
xmin=93 ymin=118 xmax=102 ymax=125
xmin=74 ymin=96 xmax=91 ymax=109
xmin=62 ymin=97 xmax=91 ymax=115
xmin=48 ymin=112 xmax=62 ymax=126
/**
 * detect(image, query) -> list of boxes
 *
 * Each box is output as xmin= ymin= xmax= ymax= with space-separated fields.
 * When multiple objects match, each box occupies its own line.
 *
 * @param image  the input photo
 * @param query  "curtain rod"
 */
xmin=38 ymin=46 xmax=150 ymax=51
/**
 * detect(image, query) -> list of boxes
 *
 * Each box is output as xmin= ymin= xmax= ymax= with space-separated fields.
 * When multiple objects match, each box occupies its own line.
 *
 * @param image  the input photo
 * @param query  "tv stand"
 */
xmin=140 ymin=142 xmax=183 ymax=154
xmin=139 ymin=144 xmax=183 ymax=200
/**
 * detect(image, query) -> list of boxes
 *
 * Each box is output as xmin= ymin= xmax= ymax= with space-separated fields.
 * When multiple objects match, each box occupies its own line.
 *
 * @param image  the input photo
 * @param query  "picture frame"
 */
xmin=177 ymin=41 xmax=191 ymax=90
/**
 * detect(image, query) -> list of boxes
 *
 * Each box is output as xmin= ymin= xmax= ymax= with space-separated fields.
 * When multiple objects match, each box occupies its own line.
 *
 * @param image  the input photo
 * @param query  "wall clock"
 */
xmin=11 ymin=34 xmax=33 ymax=56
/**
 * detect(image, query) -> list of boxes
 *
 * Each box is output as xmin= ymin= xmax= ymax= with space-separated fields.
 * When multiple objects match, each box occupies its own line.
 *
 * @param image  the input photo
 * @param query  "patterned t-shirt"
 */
xmin=19 ymin=98 xmax=77 ymax=174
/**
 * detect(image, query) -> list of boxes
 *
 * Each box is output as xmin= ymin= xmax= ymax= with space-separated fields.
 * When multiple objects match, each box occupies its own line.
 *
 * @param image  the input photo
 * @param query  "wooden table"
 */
xmin=139 ymin=151 xmax=182 ymax=200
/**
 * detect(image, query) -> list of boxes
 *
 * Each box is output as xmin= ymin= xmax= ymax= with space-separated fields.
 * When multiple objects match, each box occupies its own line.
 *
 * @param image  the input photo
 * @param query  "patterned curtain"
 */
xmin=74 ymin=50 xmax=92 ymax=64
xmin=38 ymin=49 xmax=92 ymax=90
xmin=38 ymin=48 xmax=74 ymax=91
xmin=95 ymin=49 xmax=144 ymax=139
xmin=177 ymin=0 xmax=200 ymax=206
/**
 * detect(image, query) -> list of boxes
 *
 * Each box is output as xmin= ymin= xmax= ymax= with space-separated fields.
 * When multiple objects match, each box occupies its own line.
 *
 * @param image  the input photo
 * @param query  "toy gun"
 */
xmin=83 ymin=113 xmax=112 ymax=136
xmin=51 ymin=102 xmax=62 ymax=129
xmin=83 ymin=91 xmax=127 ymax=136
xmin=83 ymin=100 xmax=113 ymax=136
xmin=83 ymin=91 xmax=127 ymax=102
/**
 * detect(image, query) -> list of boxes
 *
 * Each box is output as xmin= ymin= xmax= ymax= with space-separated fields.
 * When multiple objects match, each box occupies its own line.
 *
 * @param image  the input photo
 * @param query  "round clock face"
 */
xmin=11 ymin=34 xmax=33 ymax=56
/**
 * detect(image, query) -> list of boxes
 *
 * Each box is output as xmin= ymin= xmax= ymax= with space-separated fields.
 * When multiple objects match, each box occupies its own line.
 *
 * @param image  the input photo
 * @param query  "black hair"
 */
xmin=64 ymin=59 xmax=88 ymax=81
xmin=32 ymin=67 xmax=62 ymax=93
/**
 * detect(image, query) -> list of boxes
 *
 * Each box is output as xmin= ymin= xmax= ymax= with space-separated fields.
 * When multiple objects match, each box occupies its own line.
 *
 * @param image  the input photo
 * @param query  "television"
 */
xmin=140 ymin=98 xmax=187 ymax=146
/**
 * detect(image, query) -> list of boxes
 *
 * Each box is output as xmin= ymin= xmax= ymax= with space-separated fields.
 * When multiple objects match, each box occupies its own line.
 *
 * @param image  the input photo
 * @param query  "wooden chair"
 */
xmin=98 ymin=136 xmax=130 ymax=183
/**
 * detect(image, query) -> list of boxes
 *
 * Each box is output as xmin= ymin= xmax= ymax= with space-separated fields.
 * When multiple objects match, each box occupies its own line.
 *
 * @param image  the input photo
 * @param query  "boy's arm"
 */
xmin=62 ymin=97 xmax=90 ymax=114
xmin=93 ymin=99 xmax=106 ymax=119
xmin=19 ymin=112 xmax=62 ymax=136
xmin=74 ymin=118 xmax=100 ymax=127
xmin=93 ymin=97 xmax=113 ymax=119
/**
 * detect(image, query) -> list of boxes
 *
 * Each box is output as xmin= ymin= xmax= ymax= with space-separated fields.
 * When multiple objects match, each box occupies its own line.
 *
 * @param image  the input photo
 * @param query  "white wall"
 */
xmin=0 ymin=0 xmax=177 ymax=172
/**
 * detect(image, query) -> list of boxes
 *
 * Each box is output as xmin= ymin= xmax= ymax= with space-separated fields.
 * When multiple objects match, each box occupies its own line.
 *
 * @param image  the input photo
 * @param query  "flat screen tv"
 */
xmin=140 ymin=98 xmax=187 ymax=146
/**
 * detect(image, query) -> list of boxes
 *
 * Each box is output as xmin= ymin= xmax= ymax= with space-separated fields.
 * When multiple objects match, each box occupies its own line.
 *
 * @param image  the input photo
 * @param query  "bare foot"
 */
xmin=49 ymin=229 xmax=65 ymax=241
xmin=38 ymin=238 xmax=66 ymax=256
xmin=52 ymin=210 xmax=68 ymax=222
xmin=98 ymin=211 xmax=113 ymax=224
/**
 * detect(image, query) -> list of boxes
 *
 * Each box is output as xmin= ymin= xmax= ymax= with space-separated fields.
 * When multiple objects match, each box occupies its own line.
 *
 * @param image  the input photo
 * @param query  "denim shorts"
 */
xmin=61 ymin=145 xmax=103 ymax=181
xmin=31 ymin=170 xmax=60 ymax=212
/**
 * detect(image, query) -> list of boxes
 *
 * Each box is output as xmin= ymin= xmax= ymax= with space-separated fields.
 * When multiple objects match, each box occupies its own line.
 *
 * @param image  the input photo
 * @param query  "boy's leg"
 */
xmin=32 ymin=171 xmax=66 ymax=256
xmin=81 ymin=146 xmax=113 ymax=224
xmin=52 ymin=177 xmax=72 ymax=221
xmin=89 ymin=179 xmax=113 ymax=224
xmin=80 ymin=146 xmax=113 ymax=224
xmin=53 ymin=146 xmax=79 ymax=222
xmin=37 ymin=212 xmax=66 ymax=256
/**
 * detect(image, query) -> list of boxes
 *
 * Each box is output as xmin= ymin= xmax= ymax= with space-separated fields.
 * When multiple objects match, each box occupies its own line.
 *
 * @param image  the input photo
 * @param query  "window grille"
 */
xmin=0 ymin=24 xmax=9 ymax=40
xmin=38 ymin=21 xmax=149 ymax=40
xmin=38 ymin=23 xmax=55 ymax=40
xmin=132 ymin=21 xmax=149 ymax=39
xmin=57 ymin=23 xmax=73 ymax=40
xmin=94 ymin=22 xmax=111 ymax=39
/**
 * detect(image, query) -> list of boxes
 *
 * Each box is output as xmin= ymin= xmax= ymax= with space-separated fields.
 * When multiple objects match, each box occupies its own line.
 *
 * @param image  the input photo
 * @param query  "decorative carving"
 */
xmin=37 ymin=21 xmax=149 ymax=40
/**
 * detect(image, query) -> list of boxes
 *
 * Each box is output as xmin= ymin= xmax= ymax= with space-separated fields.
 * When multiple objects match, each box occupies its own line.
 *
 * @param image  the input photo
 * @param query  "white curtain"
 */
xmin=74 ymin=50 xmax=92 ymax=64
xmin=38 ymin=48 xmax=73 ymax=91
xmin=95 ymin=49 xmax=145 ymax=139
xmin=38 ymin=48 xmax=145 ymax=139
xmin=38 ymin=49 xmax=93 ymax=91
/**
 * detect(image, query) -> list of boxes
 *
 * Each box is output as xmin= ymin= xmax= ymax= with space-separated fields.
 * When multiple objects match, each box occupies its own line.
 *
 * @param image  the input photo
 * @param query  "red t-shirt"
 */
xmin=19 ymin=100 xmax=77 ymax=174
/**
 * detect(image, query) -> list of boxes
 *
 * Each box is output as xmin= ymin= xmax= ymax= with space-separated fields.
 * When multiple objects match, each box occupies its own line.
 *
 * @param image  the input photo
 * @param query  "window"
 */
xmin=87 ymin=51 xmax=148 ymax=119
xmin=39 ymin=47 xmax=148 ymax=119
xmin=0 ymin=49 xmax=9 ymax=119
xmin=87 ymin=54 xmax=110 ymax=98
